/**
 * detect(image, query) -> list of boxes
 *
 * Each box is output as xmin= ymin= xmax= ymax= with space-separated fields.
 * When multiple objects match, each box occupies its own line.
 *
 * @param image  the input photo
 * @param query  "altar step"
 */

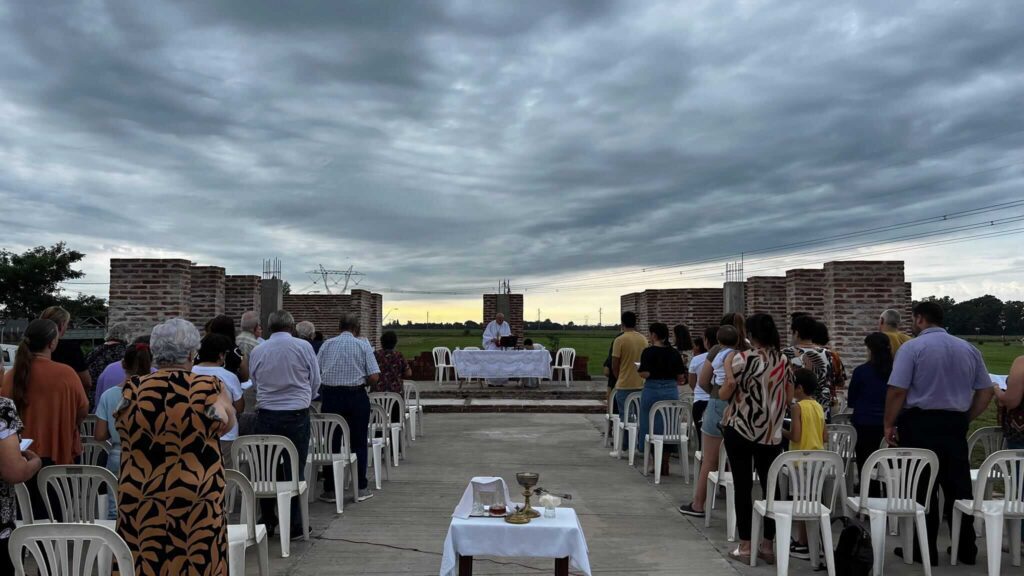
xmin=420 ymin=397 xmax=606 ymax=414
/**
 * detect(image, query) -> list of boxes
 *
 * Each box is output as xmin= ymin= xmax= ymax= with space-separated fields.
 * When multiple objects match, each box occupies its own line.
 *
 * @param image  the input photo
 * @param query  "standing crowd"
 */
xmin=605 ymin=302 xmax=1024 ymax=566
xmin=0 ymin=306 xmax=413 ymax=575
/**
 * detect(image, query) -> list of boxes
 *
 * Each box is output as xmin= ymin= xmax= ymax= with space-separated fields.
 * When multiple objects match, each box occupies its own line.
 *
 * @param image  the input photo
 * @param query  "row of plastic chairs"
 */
xmin=606 ymin=393 xmax=693 ymax=485
xmin=431 ymin=346 xmax=578 ymax=387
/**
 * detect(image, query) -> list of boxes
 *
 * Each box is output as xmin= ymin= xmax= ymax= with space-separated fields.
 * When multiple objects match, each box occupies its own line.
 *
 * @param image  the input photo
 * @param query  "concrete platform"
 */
xmin=250 ymin=413 xmax=1013 ymax=575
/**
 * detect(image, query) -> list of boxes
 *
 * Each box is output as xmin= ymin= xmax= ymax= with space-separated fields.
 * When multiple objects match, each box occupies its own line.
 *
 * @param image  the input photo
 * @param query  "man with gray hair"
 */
xmin=237 ymin=311 xmax=262 ymax=357
xmin=879 ymin=309 xmax=912 ymax=354
xmin=317 ymin=313 xmax=380 ymax=502
xmin=248 ymin=310 xmax=320 ymax=538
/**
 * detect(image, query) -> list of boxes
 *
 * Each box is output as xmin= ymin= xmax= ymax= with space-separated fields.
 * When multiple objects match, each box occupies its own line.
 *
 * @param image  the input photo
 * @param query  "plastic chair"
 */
xmin=369 ymin=392 xmax=408 ymax=465
xmin=37 ymin=465 xmax=117 ymax=524
xmin=225 ymin=469 xmax=270 ymax=576
xmin=826 ymin=423 xmax=858 ymax=507
xmin=613 ymin=392 xmax=642 ymax=464
xmin=951 ymin=449 xmax=1024 ymax=576
xmin=642 ymin=400 xmax=690 ymax=484
xmin=231 ymin=435 xmax=309 ymax=558
xmin=367 ymin=404 xmax=392 ymax=490
xmin=9 ymin=523 xmax=136 ymax=576
xmin=551 ymin=348 xmax=576 ymax=388
xmin=404 ymin=381 xmax=424 ymax=440
xmin=968 ymin=427 xmax=1006 ymax=495
xmin=751 ymin=450 xmax=844 ymax=574
xmin=307 ymin=413 xmax=358 ymax=513
xmin=79 ymin=414 xmax=100 ymax=438
xmin=13 ymin=483 xmax=44 ymax=527
xmin=604 ymin=393 xmax=618 ymax=449
xmin=81 ymin=438 xmax=111 ymax=468
xmin=432 ymin=347 xmax=455 ymax=383
xmin=705 ymin=440 xmax=737 ymax=542
xmin=830 ymin=412 xmax=853 ymax=426
xmin=844 ymin=448 xmax=939 ymax=576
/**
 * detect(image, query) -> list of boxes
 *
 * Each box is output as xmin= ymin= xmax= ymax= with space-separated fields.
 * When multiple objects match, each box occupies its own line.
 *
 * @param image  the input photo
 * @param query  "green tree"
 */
xmin=0 ymin=243 xmax=94 ymax=318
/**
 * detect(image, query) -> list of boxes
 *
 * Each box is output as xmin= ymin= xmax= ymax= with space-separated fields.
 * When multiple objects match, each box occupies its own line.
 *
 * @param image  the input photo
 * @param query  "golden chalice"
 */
xmin=505 ymin=472 xmax=541 ymax=524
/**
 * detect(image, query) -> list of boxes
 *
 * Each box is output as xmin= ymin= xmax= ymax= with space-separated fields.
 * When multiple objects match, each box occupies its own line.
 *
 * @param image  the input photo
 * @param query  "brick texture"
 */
xmin=108 ymin=259 xmax=192 ymax=334
xmin=283 ymin=289 xmax=384 ymax=347
xmin=824 ymin=261 xmax=911 ymax=367
xmin=483 ymin=294 xmax=525 ymax=339
xmin=620 ymin=288 xmax=724 ymax=335
xmin=224 ymin=275 xmax=261 ymax=325
xmin=745 ymin=276 xmax=788 ymax=322
xmin=786 ymin=269 xmax=826 ymax=322
xmin=188 ymin=265 xmax=225 ymax=327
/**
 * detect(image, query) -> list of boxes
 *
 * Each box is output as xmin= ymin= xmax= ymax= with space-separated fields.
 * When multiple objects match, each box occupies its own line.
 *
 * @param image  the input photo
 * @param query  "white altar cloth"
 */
xmin=439 ymin=507 xmax=591 ymax=576
xmin=452 ymin=350 xmax=552 ymax=379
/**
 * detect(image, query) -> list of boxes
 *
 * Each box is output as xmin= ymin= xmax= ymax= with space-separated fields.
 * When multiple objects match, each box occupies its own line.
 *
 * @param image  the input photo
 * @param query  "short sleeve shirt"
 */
xmin=638 ymin=346 xmax=686 ymax=381
xmin=612 ymin=332 xmax=648 ymax=390
xmin=95 ymin=385 xmax=124 ymax=454
xmin=0 ymin=398 xmax=23 ymax=537
xmin=888 ymin=327 xmax=992 ymax=412
xmin=689 ymin=353 xmax=710 ymax=401
xmin=1 ymin=358 xmax=88 ymax=464
xmin=372 ymin=349 xmax=408 ymax=394
xmin=192 ymin=365 xmax=243 ymax=441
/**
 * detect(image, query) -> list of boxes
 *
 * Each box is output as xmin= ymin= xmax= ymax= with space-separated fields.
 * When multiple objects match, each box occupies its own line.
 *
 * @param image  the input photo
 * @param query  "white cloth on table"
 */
xmin=440 ymin=507 xmax=592 ymax=576
xmin=452 ymin=477 xmax=513 ymax=519
xmin=452 ymin=350 xmax=552 ymax=379
xmin=482 ymin=320 xmax=511 ymax=350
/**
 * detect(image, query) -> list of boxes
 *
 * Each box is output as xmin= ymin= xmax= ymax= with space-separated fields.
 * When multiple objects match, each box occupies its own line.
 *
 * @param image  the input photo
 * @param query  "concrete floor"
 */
xmin=252 ymin=413 xmax=1018 ymax=575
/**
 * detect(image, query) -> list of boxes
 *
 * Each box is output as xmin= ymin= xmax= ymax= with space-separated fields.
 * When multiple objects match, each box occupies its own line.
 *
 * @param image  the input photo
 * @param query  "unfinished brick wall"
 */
xmin=745 ymin=276 xmax=788 ymax=322
xmin=188 ymin=266 xmax=225 ymax=327
xmin=786 ymin=269 xmax=825 ymax=322
xmin=620 ymin=288 xmax=724 ymax=334
xmin=483 ymin=294 xmax=525 ymax=339
xmin=108 ymin=259 xmax=192 ymax=334
xmin=224 ymin=275 xmax=261 ymax=325
xmin=824 ymin=261 xmax=911 ymax=367
xmin=283 ymin=290 xmax=384 ymax=347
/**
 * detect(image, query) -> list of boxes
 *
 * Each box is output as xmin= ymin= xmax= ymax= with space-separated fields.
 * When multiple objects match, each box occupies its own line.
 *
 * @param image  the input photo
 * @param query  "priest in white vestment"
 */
xmin=482 ymin=313 xmax=512 ymax=350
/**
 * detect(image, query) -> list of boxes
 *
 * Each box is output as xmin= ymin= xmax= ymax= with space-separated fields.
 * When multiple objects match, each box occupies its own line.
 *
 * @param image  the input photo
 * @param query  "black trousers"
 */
xmin=898 ymin=409 xmax=977 ymax=559
xmin=255 ymin=408 xmax=310 ymax=530
xmin=692 ymin=400 xmax=708 ymax=450
xmin=723 ymin=426 xmax=783 ymax=541
xmin=853 ymin=423 xmax=885 ymax=497
xmin=321 ymin=386 xmax=370 ymax=491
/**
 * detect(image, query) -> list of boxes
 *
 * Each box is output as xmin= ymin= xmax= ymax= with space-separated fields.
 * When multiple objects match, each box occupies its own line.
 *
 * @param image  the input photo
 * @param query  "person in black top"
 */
xmin=205 ymin=315 xmax=248 ymax=381
xmin=637 ymin=322 xmax=686 ymax=475
xmin=40 ymin=306 xmax=91 ymax=394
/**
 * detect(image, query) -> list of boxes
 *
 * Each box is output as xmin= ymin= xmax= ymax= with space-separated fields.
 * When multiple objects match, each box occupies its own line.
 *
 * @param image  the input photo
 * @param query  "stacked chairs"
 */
xmin=368 ymin=403 xmax=393 ymax=489
xmin=369 ymin=392 xmax=409 ymax=465
xmin=10 ymin=523 xmax=135 ymax=576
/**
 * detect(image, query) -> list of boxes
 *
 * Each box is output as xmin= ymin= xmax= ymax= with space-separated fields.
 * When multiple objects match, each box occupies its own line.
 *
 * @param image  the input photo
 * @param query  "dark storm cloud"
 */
xmin=1 ymin=0 xmax=1023 ymax=296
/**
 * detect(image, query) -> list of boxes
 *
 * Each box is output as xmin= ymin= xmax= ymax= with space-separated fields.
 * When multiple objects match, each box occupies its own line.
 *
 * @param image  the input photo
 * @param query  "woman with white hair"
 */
xmin=114 ymin=318 xmax=237 ymax=575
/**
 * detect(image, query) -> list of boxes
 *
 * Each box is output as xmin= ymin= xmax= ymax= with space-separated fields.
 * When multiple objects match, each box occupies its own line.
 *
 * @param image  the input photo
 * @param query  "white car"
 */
xmin=1 ymin=343 xmax=15 ymax=372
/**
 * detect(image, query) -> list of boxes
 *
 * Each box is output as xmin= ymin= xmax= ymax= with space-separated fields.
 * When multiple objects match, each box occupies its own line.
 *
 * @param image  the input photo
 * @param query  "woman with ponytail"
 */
xmin=1 ymin=318 xmax=89 ymax=519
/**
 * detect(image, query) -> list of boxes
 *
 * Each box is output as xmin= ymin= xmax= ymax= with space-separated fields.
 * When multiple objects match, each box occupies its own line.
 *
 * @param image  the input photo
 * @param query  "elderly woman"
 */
xmin=115 ymin=318 xmax=236 ymax=576
xmin=84 ymin=322 xmax=132 ymax=405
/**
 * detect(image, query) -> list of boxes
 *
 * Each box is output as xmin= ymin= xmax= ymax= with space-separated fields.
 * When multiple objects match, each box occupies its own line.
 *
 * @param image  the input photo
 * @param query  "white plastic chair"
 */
xmin=368 ymin=404 xmax=392 ymax=490
xmin=9 ymin=523 xmax=136 ymax=576
xmin=79 ymin=414 xmax=100 ymax=438
xmin=613 ymin=392 xmax=642 ymax=464
xmin=81 ymin=438 xmax=111 ymax=468
xmin=14 ymin=483 xmax=40 ymax=527
xmin=642 ymin=400 xmax=690 ymax=484
xmin=432 ymin=347 xmax=455 ymax=383
xmin=830 ymin=412 xmax=853 ymax=426
xmin=308 ymin=413 xmax=358 ymax=513
xmin=404 ymin=381 xmax=424 ymax=440
xmin=225 ymin=469 xmax=270 ymax=576
xmin=369 ymin=392 xmax=408 ymax=465
xmin=551 ymin=348 xmax=576 ymax=388
xmin=968 ymin=427 xmax=1006 ymax=495
xmin=844 ymin=448 xmax=939 ymax=576
xmin=826 ymin=423 xmax=858 ymax=507
xmin=231 ymin=435 xmax=310 ymax=558
xmin=37 ymin=465 xmax=117 ymax=524
xmin=705 ymin=440 xmax=737 ymax=542
xmin=751 ymin=450 xmax=844 ymax=575
xmin=951 ymin=449 xmax=1024 ymax=576
xmin=604 ymin=392 xmax=618 ymax=449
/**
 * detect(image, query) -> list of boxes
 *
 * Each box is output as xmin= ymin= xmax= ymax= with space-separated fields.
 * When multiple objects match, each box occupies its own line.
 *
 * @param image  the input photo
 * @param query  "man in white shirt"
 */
xmin=482 ymin=313 xmax=512 ymax=350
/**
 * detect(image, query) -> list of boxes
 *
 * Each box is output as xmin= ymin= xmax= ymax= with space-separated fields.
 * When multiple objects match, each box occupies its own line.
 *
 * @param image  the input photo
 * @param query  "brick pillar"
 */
xmin=109 ymin=259 xmax=192 ymax=334
xmin=224 ymin=275 xmax=261 ymax=325
xmin=350 ymin=289 xmax=383 ymax=348
xmin=483 ymin=294 xmax=524 ymax=339
xmin=189 ymin=265 xmax=226 ymax=327
xmin=786 ymin=268 xmax=825 ymax=323
xmin=823 ymin=261 xmax=909 ymax=367
xmin=745 ymin=276 xmax=787 ymax=323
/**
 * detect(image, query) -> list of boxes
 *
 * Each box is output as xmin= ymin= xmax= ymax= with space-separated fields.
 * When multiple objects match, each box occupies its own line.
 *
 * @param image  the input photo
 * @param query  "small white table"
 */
xmin=452 ymin=350 xmax=552 ymax=380
xmin=440 ymin=507 xmax=591 ymax=576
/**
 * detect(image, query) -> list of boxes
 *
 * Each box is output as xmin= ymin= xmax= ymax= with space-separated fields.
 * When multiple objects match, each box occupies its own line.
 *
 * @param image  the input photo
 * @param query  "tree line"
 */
xmin=917 ymin=295 xmax=1024 ymax=336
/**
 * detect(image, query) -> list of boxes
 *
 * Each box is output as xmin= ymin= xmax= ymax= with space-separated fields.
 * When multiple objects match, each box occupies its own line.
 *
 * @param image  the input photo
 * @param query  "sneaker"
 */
xmin=790 ymin=541 xmax=810 ymax=560
xmin=319 ymin=492 xmax=337 ymax=503
xmin=608 ymin=450 xmax=622 ymax=457
xmin=356 ymin=488 xmax=375 ymax=502
xmin=677 ymin=503 xmax=704 ymax=517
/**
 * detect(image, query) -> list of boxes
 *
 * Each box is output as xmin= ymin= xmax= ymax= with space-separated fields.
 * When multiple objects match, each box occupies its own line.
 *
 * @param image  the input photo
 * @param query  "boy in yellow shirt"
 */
xmin=782 ymin=368 xmax=826 ymax=560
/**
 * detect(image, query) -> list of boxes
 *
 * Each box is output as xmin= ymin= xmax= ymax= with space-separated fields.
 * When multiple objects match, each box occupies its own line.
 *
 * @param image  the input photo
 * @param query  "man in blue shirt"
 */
xmin=884 ymin=301 xmax=994 ymax=565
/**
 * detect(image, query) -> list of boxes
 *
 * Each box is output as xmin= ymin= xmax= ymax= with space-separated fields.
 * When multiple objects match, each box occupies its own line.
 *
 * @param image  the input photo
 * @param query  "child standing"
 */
xmin=782 ymin=367 xmax=826 ymax=560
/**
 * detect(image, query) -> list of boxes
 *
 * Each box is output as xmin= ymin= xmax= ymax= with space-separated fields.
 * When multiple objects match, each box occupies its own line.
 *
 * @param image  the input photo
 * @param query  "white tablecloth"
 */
xmin=440 ymin=507 xmax=591 ymax=576
xmin=452 ymin=350 xmax=552 ymax=379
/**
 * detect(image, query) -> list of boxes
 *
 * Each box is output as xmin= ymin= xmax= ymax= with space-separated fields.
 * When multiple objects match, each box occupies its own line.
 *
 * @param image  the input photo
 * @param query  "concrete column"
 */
xmin=260 ymin=278 xmax=284 ymax=329
xmin=723 ymin=282 xmax=746 ymax=316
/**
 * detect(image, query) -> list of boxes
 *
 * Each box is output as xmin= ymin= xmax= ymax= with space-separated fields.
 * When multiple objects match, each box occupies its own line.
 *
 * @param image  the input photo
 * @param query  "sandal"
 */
xmin=727 ymin=548 xmax=752 ymax=564
xmin=757 ymin=548 xmax=776 ymax=565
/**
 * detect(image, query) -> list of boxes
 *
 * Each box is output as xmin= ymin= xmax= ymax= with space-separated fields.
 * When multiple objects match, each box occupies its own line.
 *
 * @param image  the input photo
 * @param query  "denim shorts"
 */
xmin=701 ymin=398 xmax=729 ymax=438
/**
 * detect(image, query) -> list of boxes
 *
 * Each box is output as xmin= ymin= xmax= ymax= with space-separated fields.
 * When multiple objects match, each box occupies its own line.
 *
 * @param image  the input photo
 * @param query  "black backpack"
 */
xmin=834 ymin=517 xmax=873 ymax=576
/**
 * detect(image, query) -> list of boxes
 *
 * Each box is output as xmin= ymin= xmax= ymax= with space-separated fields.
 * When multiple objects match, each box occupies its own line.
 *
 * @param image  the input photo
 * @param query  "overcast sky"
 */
xmin=1 ymin=1 xmax=1023 ymax=323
